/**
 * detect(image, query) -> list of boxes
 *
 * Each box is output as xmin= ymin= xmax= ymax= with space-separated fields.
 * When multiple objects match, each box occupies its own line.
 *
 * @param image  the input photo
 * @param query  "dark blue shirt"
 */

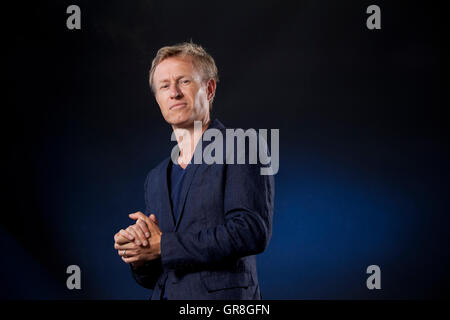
xmin=169 ymin=161 xmax=189 ymax=224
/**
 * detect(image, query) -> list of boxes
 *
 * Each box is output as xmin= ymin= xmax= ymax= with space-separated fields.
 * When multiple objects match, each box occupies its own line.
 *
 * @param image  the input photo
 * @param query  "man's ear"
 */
xmin=206 ymin=78 xmax=216 ymax=101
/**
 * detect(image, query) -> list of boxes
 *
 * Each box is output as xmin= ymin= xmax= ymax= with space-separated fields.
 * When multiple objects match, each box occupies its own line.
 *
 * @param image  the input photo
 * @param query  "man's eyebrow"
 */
xmin=158 ymin=75 xmax=189 ymax=84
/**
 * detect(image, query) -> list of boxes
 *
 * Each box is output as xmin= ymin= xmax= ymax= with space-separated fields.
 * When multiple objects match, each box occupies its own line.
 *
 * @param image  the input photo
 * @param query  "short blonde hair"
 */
xmin=149 ymin=42 xmax=219 ymax=110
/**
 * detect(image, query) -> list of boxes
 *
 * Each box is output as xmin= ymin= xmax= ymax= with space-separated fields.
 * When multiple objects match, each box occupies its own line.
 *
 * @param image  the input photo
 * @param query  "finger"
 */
xmin=116 ymin=230 xmax=132 ymax=245
xmin=115 ymin=242 xmax=138 ymax=250
xmin=132 ymin=224 xmax=148 ymax=246
xmin=136 ymin=219 xmax=151 ymax=239
xmin=115 ymin=234 xmax=130 ymax=246
xmin=146 ymin=218 xmax=162 ymax=236
xmin=149 ymin=214 xmax=159 ymax=226
xmin=118 ymin=249 xmax=138 ymax=257
xmin=129 ymin=211 xmax=147 ymax=221
xmin=115 ymin=231 xmax=131 ymax=246
xmin=131 ymin=225 xmax=147 ymax=246
xmin=122 ymin=255 xmax=141 ymax=264
xmin=126 ymin=226 xmax=140 ymax=245
xmin=119 ymin=229 xmax=134 ymax=242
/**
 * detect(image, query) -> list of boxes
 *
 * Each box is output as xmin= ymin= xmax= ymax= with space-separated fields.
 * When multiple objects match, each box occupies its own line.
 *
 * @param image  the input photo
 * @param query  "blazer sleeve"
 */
xmin=130 ymin=170 xmax=163 ymax=289
xmin=130 ymin=259 xmax=163 ymax=289
xmin=160 ymin=157 xmax=275 ymax=271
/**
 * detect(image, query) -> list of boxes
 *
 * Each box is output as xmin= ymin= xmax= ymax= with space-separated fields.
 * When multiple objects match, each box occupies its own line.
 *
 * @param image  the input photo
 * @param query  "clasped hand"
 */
xmin=113 ymin=211 xmax=162 ymax=268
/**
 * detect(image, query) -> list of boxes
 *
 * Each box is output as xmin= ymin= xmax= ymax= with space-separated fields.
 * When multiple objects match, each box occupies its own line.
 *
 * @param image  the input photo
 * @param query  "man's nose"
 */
xmin=169 ymin=83 xmax=183 ymax=99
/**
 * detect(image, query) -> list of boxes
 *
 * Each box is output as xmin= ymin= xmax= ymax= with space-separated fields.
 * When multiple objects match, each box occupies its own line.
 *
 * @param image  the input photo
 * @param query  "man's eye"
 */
xmin=161 ymin=85 xmax=168 ymax=89
xmin=182 ymin=80 xmax=190 ymax=84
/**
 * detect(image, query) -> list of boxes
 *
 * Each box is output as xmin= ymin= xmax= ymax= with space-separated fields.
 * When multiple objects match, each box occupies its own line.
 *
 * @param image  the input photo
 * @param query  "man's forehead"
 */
xmin=154 ymin=56 xmax=197 ymax=79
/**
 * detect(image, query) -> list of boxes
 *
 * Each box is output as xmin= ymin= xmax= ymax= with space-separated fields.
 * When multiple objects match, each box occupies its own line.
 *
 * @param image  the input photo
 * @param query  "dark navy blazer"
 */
xmin=130 ymin=119 xmax=275 ymax=300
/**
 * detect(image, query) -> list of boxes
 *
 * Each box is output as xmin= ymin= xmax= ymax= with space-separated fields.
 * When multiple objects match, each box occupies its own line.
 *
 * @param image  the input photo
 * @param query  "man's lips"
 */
xmin=170 ymin=103 xmax=187 ymax=110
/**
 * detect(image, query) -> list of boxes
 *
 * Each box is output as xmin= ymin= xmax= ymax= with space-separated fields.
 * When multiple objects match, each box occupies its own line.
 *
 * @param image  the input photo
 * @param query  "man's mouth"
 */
xmin=170 ymin=103 xmax=187 ymax=110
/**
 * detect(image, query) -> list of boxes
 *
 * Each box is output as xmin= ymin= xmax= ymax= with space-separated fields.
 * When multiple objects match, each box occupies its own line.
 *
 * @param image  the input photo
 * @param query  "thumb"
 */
xmin=128 ymin=211 xmax=145 ymax=221
xmin=128 ymin=213 xmax=138 ymax=220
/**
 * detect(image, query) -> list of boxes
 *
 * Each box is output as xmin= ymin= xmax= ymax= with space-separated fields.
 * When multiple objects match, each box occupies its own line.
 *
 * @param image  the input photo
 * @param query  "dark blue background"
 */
xmin=2 ymin=0 xmax=448 ymax=299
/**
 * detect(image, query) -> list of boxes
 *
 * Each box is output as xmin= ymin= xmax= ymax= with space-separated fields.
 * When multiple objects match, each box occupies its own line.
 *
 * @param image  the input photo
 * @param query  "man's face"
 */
xmin=152 ymin=55 xmax=212 ymax=127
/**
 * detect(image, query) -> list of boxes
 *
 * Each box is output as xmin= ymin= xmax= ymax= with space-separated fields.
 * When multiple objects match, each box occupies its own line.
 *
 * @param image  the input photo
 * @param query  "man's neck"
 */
xmin=172 ymin=118 xmax=211 ymax=168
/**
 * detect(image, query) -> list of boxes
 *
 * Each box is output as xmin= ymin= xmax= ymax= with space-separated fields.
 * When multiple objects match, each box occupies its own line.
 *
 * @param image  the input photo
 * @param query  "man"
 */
xmin=113 ymin=42 xmax=274 ymax=299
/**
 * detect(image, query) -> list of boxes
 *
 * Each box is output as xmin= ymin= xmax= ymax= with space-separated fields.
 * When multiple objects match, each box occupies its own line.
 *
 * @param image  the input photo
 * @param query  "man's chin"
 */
xmin=167 ymin=116 xmax=194 ymax=128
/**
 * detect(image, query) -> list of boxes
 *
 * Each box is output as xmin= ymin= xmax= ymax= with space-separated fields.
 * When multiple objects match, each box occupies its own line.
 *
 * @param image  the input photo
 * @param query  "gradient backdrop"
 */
xmin=2 ymin=0 xmax=448 ymax=299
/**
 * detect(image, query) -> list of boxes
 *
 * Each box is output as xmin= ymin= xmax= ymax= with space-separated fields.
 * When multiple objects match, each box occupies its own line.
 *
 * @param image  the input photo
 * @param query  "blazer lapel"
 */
xmin=174 ymin=163 xmax=200 ymax=231
xmin=158 ymin=157 xmax=176 ymax=232
xmin=172 ymin=118 xmax=226 ymax=231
